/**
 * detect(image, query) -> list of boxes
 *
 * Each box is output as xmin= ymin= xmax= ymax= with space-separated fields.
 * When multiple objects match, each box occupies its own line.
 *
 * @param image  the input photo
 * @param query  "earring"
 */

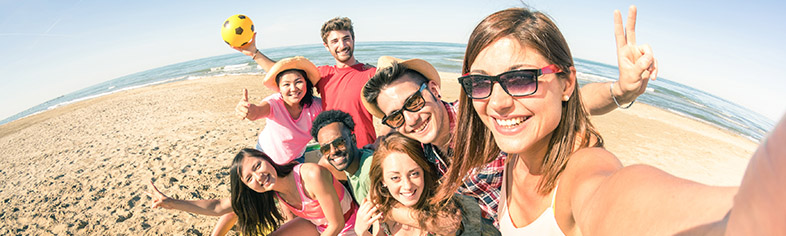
xmin=563 ymin=95 xmax=570 ymax=101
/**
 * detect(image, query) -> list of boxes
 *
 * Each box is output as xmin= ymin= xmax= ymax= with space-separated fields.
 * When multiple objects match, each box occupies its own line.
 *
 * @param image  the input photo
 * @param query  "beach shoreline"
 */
xmin=0 ymin=73 xmax=759 ymax=235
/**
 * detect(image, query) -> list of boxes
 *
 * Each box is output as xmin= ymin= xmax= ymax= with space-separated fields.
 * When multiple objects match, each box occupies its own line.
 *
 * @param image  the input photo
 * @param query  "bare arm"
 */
xmin=211 ymin=212 xmax=238 ymax=236
xmin=726 ymin=114 xmax=786 ymax=235
xmin=146 ymin=180 xmax=233 ymax=216
xmin=234 ymin=88 xmax=272 ymax=121
xmin=561 ymin=148 xmax=736 ymax=235
xmin=231 ymin=32 xmax=276 ymax=71
xmin=302 ymin=163 xmax=345 ymax=236
xmin=580 ymin=5 xmax=658 ymax=115
xmin=387 ymin=204 xmax=459 ymax=235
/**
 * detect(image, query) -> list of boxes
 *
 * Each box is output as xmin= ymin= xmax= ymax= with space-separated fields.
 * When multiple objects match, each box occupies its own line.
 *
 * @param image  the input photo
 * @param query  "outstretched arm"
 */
xmin=231 ymin=32 xmax=276 ymax=71
xmin=726 ymin=114 xmax=786 ymax=235
xmin=580 ymin=5 xmax=658 ymax=115
xmin=234 ymin=88 xmax=272 ymax=121
xmin=146 ymin=180 xmax=233 ymax=216
xmin=561 ymin=148 xmax=736 ymax=235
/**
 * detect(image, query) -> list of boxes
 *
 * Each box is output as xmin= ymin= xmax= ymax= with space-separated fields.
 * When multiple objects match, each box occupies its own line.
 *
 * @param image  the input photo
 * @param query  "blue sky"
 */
xmin=1 ymin=0 xmax=784 ymax=123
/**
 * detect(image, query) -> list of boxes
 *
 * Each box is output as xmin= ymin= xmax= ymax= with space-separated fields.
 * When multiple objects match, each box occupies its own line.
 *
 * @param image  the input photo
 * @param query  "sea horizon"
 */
xmin=0 ymin=41 xmax=775 ymax=142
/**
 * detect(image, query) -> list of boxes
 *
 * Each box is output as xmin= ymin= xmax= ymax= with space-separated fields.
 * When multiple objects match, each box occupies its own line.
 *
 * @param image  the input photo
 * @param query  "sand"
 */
xmin=0 ymin=73 xmax=759 ymax=235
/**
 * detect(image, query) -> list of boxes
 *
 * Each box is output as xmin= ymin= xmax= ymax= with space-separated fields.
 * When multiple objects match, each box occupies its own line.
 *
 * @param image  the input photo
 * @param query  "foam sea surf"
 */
xmin=0 ymin=42 xmax=774 ymax=141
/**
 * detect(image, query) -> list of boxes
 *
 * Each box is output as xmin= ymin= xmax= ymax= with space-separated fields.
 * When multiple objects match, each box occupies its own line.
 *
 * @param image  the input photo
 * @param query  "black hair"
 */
xmin=363 ymin=62 xmax=428 ymax=111
xmin=310 ymin=110 xmax=355 ymax=141
xmin=229 ymin=148 xmax=297 ymax=236
xmin=275 ymin=69 xmax=315 ymax=108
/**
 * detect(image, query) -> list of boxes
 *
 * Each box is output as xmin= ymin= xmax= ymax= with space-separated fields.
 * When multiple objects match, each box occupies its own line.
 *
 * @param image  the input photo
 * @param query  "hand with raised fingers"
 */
xmin=355 ymin=198 xmax=384 ymax=236
xmin=146 ymin=180 xmax=175 ymax=210
xmin=614 ymin=5 xmax=659 ymax=101
xmin=231 ymin=32 xmax=259 ymax=57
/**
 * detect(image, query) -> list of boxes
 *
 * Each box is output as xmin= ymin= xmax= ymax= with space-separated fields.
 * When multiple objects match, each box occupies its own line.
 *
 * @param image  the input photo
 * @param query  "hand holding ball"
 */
xmin=221 ymin=14 xmax=254 ymax=47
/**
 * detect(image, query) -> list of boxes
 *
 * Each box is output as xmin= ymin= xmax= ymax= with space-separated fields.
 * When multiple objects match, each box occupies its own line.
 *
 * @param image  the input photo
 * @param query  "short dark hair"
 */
xmin=363 ymin=62 xmax=428 ymax=111
xmin=321 ymin=17 xmax=355 ymax=44
xmin=275 ymin=69 xmax=315 ymax=108
xmin=310 ymin=110 xmax=355 ymax=141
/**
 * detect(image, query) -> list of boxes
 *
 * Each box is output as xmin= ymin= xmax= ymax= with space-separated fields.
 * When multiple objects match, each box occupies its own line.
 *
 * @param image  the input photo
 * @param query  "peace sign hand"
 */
xmin=614 ymin=5 xmax=659 ymax=101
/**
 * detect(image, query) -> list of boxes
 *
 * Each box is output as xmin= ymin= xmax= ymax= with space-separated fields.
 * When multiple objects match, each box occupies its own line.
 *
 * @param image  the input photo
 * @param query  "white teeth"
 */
xmin=411 ymin=117 xmax=429 ymax=133
xmin=400 ymin=190 xmax=415 ymax=197
xmin=495 ymin=117 xmax=526 ymax=127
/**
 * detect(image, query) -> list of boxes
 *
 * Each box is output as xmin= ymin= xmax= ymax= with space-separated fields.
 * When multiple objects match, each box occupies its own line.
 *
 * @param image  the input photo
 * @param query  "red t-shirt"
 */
xmin=316 ymin=63 xmax=377 ymax=147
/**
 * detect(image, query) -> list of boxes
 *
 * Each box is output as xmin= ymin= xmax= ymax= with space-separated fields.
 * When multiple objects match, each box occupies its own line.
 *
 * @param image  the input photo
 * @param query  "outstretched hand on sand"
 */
xmin=614 ymin=5 xmax=659 ymax=99
xmin=146 ymin=180 xmax=174 ymax=209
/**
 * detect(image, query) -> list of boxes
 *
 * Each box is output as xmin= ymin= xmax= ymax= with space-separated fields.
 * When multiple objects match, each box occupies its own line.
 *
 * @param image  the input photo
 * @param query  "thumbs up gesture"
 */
xmin=235 ymin=89 xmax=253 ymax=120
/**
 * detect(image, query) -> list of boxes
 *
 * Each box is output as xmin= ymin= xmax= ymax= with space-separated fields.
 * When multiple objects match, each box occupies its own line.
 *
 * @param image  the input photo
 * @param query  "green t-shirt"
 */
xmin=345 ymin=149 xmax=374 ymax=203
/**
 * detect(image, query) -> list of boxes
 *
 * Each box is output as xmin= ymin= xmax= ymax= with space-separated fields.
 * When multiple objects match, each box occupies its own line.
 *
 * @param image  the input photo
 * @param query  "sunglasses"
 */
xmin=381 ymin=82 xmax=428 ymax=129
xmin=319 ymin=136 xmax=347 ymax=155
xmin=458 ymin=64 xmax=561 ymax=99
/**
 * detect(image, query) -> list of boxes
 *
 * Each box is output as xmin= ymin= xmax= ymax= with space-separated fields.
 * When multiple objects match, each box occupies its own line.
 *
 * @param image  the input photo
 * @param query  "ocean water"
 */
xmin=0 ymin=42 xmax=775 ymax=141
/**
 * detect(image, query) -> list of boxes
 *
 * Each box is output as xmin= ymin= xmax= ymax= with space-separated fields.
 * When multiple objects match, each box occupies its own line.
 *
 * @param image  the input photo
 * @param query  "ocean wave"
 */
xmin=576 ymin=72 xmax=614 ymax=83
xmin=223 ymin=63 xmax=252 ymax=71
xmin=46 ymin=76 xmax=187 ymax=111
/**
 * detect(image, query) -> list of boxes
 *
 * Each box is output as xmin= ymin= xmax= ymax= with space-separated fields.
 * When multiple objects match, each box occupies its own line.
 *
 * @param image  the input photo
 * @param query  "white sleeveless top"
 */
xmin=498 ymin=157 xmax=564 ymax=235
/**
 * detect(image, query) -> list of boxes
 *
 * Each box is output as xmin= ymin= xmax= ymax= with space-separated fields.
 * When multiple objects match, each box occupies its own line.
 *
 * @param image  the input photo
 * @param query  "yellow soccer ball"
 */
xmin=221 ymin=14 xmax=254 ymax=47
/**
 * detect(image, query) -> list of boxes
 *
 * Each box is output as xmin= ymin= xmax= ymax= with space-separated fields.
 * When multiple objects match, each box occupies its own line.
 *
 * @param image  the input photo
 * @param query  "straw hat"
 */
xmin=361 ymin=56 xmax=441 ymax=118
xmin=263 ymin=56 xmax=320 ymax=91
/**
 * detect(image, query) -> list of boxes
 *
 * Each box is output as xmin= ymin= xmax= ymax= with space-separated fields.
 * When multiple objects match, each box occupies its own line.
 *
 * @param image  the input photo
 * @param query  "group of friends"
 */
xmin=146 ymin=6 xmax=786 ymax=236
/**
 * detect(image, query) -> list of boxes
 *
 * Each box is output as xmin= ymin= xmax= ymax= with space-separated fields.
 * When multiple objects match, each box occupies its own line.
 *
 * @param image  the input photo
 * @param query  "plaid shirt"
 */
xmin=423 ymin=101 xmax=505 ymax=228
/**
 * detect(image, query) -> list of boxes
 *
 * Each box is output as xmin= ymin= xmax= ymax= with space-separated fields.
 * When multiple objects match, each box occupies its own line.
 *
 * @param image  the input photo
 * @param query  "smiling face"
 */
xmin=323 ymin=30 xmax=355 ymax=63
xmin=238 ymin=155 xmax=278 ymax=193
xmin=277 ymin=71 xmax=307 ymax=106
xmin=377 ymin=75 xmax=451 ymax=146
xmin=468 ymin=36 xmax=575 ymax=156
xmin=316 ymin=122 xmax=357 ymax=171
xmin=381 ymin=151 xmax=425 ymax=207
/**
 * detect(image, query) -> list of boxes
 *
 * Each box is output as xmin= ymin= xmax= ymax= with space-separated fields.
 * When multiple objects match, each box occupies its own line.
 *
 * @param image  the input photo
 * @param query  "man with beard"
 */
xmin=311 ymin=110 xmax=374 ymax=204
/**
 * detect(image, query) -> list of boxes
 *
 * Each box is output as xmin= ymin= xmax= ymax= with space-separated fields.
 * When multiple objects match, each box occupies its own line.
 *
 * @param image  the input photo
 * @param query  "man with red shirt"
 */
xmin=235 ymin=17 xmax=377 ymax=149
xmin=232 ymin=17 xmax=382 ymax=186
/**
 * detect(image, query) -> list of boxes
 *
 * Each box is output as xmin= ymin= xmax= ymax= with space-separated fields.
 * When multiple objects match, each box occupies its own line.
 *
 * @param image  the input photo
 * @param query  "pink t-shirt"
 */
xmin=277 ymin=164 xmax=358 ymax=235
xmin=316 ymin=63 xmax=377 ymax=148
xmin=257 ymin=94 xmax=323 ymax=165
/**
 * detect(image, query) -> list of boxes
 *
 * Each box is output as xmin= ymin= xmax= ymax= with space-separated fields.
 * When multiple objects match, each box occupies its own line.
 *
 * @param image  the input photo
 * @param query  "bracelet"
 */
xmin=610 ymin=82 xmax=635 ymax=109
xmin=252 ymin=49 xmax=261 ymax=60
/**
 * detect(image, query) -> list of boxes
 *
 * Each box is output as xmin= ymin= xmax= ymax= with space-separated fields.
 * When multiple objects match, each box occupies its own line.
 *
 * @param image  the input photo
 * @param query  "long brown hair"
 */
xmin=368 ymin=132 xmax=459 ymax=230
xmin=436 ymin=8 xmax=603 ymax=201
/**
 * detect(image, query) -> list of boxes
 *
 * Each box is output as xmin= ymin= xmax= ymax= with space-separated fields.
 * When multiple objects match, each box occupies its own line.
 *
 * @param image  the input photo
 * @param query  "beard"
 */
xmin=333 ymin=46 xmax=353 ymax=63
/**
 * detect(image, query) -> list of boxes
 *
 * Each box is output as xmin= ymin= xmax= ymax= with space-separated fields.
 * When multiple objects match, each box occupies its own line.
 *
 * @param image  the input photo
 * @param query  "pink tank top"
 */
xmin=277 ymin=164 xmax=358 ymax=235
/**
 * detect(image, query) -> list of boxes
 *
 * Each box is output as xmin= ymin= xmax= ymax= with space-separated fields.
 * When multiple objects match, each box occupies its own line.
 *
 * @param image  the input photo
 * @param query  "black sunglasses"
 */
xmin=381 ymin=82 xmax=428 ymax=129
xmin=319 ymin=136 xmax=347 ymax=155
xmin=458 ymin=64 xmax=561 ymax=99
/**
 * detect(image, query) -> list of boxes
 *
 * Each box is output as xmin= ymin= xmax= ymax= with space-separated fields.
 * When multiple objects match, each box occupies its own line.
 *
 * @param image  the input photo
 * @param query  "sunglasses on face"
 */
xmin=381 ymin=82 xmax=428 ymax=129
xmin=319 ymin=136 xmax=347 ymax=155
xmin=458 ymin=64 xmax=561 ymax=99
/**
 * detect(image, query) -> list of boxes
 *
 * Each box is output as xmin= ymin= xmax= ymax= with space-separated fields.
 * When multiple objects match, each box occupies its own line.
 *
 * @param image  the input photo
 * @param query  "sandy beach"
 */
xmin=0 ymin=73 xmax=760 ymax=235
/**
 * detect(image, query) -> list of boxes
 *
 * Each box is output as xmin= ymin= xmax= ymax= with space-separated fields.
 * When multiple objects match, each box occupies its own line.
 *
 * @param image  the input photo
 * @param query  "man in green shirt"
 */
xmin=311 ymin=110 xmax=373 ymax=203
